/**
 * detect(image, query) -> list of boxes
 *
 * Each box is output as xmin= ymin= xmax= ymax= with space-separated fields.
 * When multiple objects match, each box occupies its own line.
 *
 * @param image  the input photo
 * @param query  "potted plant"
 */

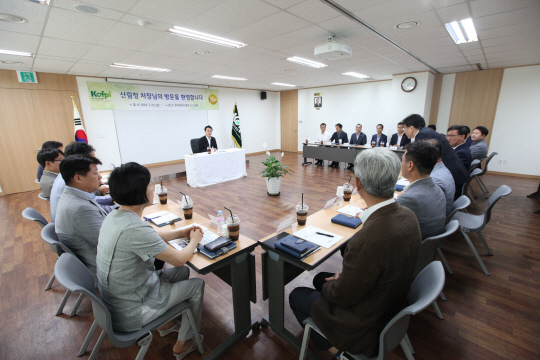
xmin=260 ymin=146 xmax=293 ymax=196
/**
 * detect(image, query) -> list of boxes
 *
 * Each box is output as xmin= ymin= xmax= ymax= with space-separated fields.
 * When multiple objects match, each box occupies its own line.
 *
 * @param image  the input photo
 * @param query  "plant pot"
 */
xmin=265 ymin=177 xmax=281 ymax=196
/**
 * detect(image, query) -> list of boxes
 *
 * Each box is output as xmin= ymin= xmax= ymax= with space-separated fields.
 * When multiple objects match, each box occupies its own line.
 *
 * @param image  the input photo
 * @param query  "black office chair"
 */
xmin=190 ymin=138 xmax=199 ymax=153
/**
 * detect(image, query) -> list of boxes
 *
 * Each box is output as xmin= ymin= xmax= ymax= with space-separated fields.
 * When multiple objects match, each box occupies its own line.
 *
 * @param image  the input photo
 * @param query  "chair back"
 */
xmin=190 ymin=138 xmax=199 ymax=153
xmin=446 ymin=195 xmax=470 ymax=223
xmin=22 ymin=207 xmax=48 ymax=228
xmin=41 ymin=223 xmax=74 ymax=256
xmin=478 ymin=152 xmax=498 ymax=176
xmin=484 ymin=185 xmax=512 ymax=224
xmin=462 ymin=168 xmax=482 ymax=197
xmin=470 ymin=159 xmax=481 ymax=173
xmin=377 ymin=261 xmax=445 ymax=358
xmin=55 ymin=254 xmax=114 ymax=335
xmin=414 ymin=221 xmax=459 ymax=276
xmin=38 ymin=193 xmax=50 ymax=201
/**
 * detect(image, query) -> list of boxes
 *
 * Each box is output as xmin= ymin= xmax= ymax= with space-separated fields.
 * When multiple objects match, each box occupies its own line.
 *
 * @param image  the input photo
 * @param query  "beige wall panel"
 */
xmin=429 ymin=74 xmax=443 ymax=125
xmin=0 ymin=69 xmax=78 ymax=91
xmin=280 ymin=90 xmax=298 ymax=152
xmin=32 ymin=90 xmax=78 ymax=148
xmin=448 ymin=69 xmax=503 ymax=147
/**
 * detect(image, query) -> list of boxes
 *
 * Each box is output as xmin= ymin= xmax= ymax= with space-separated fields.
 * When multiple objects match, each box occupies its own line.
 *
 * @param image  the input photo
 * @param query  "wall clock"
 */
xmin=401 ymin=77 xmax=417 ymax=92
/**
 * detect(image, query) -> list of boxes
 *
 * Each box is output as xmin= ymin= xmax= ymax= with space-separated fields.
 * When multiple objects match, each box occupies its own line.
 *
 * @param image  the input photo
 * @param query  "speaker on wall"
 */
xmin=261 ymin=91 xmax=267 ymax=100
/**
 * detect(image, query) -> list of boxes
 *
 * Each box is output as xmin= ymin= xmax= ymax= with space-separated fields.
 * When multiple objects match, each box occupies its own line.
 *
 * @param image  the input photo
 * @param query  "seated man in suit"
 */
xmin=389 ymin=121 xmax=410 ymax=147
xmin=347 ymin=123 xmax=367 ymax=169
xmin=315 ymin=123 xmax=332 ymax=166
xmin=329 ymin=123 xmax=348 ymax=168
xmin=55 ymin=155 xmax=107 ymax=279
xmin=37 ymin=148 xmax=64 ymax=199
xmin=447 ymin=125 xmax=472 ymax=171
xmin=289 ymin=148 xmax=421 ymax=357
xmin=402 ymin=114 xmax=469 ymax=198
xmin=428 ymin=124 xmax=437 ymax=131
xmin=197 ymin=125 xmax=218 ymax=153
xmin=50 ymin=141 xmax=114 ymax=223
xmin=397 ymin=141 xmax=446 ymax=239
xmin=370 ymin=124 xmax=387 ymax=147
xmin=426 ymin=139 xmax=455 ymax=216
xmin=469 ymin=126 xmax=489 ymax=160
xmin=37 ymin=140 xmax=63 ymax=182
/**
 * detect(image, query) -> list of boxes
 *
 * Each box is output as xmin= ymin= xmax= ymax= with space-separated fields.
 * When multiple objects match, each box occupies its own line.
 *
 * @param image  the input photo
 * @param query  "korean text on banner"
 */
xmin=86 ymin=81 xmax=219 ymax=111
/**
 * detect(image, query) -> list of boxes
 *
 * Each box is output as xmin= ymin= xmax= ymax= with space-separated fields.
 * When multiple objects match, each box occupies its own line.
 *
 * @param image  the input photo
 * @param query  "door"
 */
xmin=280 ymin=90 xmax=298 ymax=152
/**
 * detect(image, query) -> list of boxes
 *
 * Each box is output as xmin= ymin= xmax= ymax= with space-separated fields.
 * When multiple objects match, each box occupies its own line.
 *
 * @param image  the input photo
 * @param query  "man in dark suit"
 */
xmin=347 ymin=124 xmax=367 ymax=169
xmin=329 ymin=123 xmax=348 ymax=168
xmin=197 ymin=125 xmax=218 ymax=153
xmin=289 ymin=148 xmax=421 ymax=357
xmin=447 ymin=125 xmax=472 ymax=171
xmin=370 ymin=124 xmax=387 ymax=147
xmin=389 ymin=121 xmax=410 ymax=147
xmin=402 ymin=114 xmax=470 ymax=198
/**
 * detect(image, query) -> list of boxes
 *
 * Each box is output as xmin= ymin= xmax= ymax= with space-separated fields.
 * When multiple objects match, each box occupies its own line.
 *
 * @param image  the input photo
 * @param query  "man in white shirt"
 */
xmin=389 ymin=122 xmax=410 ymax=148
xmin=315 ymin=123 xmax=331 ymax=166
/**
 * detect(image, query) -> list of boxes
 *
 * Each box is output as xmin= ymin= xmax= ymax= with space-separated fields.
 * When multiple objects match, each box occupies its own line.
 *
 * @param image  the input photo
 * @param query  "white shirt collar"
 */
xmin=359 ymin=198 xmax=395 ymax=223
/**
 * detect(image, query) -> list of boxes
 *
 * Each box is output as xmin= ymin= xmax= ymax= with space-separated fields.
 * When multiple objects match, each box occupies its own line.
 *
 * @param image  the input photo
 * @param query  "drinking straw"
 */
xmin=348 ymin=176 xmax=352 ymax=185
xmin=302 ymin=193 xmax=304 ymax=209
xmin=224 ymin=207 xmax=234 ymax=220
xmin=179 ymin=191 xmax=187 ymax=202
xmin=160 ymin=178 xmax=163 ymax=191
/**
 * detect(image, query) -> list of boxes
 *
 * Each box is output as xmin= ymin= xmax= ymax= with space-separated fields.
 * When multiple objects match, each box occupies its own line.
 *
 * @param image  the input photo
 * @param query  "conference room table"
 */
xmin=142 ymin=200 xmax=259 ymax=360
xmin=185 ymin=148 xmax=247 ymax=187
xmin=258 ymin=193 xmax=368 ymax=360
xmin=302 ymin=142 xmax=405 ymax=166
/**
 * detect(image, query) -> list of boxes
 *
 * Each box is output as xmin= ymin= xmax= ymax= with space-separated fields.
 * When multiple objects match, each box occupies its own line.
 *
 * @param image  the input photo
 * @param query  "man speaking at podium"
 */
xmin=197 ymin=125 xmax=218 ymax=153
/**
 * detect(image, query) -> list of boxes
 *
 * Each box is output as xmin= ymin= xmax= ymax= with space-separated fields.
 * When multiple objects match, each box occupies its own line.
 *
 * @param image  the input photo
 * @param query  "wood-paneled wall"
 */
xmin=448 ymin=68 xmax=503 ymax=146
xmin=429 ymin=74 xmax=443 ymax=125
xmin=0 ymin=70 xmax=82 ymax=195
xmin=280 ymin=90 xmax=298 ymax=152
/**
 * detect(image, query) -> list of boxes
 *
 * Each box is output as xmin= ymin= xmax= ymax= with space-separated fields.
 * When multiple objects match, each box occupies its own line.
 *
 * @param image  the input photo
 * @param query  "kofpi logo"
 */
xmin=90 ymin=90 xmax=112 ymax=100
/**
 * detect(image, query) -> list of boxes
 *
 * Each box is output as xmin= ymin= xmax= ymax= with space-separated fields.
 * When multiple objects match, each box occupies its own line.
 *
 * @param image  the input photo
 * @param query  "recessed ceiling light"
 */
xmin=0 ymin=49 xmax=34 ymax=57
xmin=445 ymin=18 xmax=478 ymax=44
xmin=27 ymin=0 xmax=50 ymax=5
xmin=73 ymin=4 xmax=100 ymax=14
xmin=0 ymin=13 xmax=28 ymax=23
xmin=0 ymin=60 xmax=23 ymax=64
xmin=342 ymin=72 xmax=369 ymax=79
xmin=211 ymin=75 xmax=247 ymax=81
xmin=194 ymin=51 xmax=212 ymax=55
xmin=395 ymin=21 xmax=419 ymax=29
xmin=168 ymin=26 xmax=247 ymax=48
xmin=110 ymin=63 xmax=171 ymax=72
xmin=271 ymin=82 xmax=296 ymax=87
xmin=286 ymin=56 xmax=326 ymax=68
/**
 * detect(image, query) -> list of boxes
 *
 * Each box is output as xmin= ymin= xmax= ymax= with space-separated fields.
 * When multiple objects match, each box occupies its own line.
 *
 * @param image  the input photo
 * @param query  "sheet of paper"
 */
xmin=389 ymin=146 xmax=398 ymax=150
xmin=276 ymin=217 xmax=296 ymax=233
xmin=337 ymin=205 xmax=364 ymax=217
xmin=396 ymin=178 xmax=409 ymax=187
xmin=323 ymin=197 xmax=336 ymax=209
xmin=152 ymin=213 xmax=181 ymax=226
xmin=293 ymin=226 xmax=343 ymax=249
xmin=144 ymin=210 xmax=170 ymax=220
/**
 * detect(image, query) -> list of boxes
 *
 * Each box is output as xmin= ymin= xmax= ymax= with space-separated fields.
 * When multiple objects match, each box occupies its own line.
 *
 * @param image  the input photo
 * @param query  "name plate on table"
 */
xmin=276 ymin=217 xmax=296 ymax=233
xmin=323 ymin=197 xmax=336 ymax=210
xmin=352 ymin=188 xmax=358 ymax=195
xmin=208 ymin=214 xmax=218 ymax=228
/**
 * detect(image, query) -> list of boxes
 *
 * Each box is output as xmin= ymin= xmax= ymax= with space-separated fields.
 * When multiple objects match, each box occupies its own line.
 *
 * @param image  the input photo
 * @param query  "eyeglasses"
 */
xmin=446 ymin=134 xmax=458 ymax=138
xmin=52 ymin=158 xmax=64 ymax=162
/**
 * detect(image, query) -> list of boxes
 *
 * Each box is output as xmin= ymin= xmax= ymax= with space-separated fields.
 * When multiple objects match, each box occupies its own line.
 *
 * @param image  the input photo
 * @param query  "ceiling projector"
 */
xmin=314 ymin=36 xmax=352 ymax=60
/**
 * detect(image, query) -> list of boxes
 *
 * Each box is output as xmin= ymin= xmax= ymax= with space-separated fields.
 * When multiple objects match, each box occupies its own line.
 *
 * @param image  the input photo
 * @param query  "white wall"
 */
xmin=76 ymin=77 xmax=280 ymax=170
xmin=389 ymin=71 xmax=435 ymax=124
xmin=435 ymin=74 xmax=456 ymax=133
xmin=489 ymin=65 xmax=540 ymax=176
xmin=298 ymin=80 xmax=392 ymax=151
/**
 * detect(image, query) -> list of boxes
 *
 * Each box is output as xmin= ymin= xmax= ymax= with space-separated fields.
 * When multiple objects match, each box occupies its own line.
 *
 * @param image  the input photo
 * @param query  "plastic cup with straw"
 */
xmin=158 ymin=178 xmax=168 ymax=204
xmin=343 ymin=176 xmax=354 ymax=202
xmin=296 ymin=193 xmax=309 ymax=226
xmin=179 ymin=191 xmax=193 ymax=219
xmin=224 ymin=207 xmax=240 ymax=240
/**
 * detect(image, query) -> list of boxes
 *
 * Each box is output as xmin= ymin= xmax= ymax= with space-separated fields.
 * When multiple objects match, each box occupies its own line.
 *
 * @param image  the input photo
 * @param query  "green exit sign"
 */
xmin=16 ymin=71 xmax=38 ymax=83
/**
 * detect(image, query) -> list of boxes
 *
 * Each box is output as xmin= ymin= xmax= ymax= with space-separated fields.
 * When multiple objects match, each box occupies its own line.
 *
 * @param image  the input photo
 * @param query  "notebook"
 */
xmin=331 ymin=214 xmax=363 ymax=229
xmin=197 ymin=242 xmax=237 ymax=260
xmin=274 ymin=235 xmax=320 ymax=260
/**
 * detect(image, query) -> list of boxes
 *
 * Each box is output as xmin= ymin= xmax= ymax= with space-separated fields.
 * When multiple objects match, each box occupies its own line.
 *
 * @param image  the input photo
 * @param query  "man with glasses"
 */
xmin=37 ymin=148 xmax=64 ymax=199
xmin=447 ymin=125 xmax=472 ymax=171
xmin=389 ymin=122 xmax=410 ymax=147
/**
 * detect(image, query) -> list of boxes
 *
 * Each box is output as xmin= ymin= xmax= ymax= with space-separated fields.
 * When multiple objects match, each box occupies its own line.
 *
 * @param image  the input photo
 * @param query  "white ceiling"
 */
xmin=0 ymin=0 xmax=539 ymax=90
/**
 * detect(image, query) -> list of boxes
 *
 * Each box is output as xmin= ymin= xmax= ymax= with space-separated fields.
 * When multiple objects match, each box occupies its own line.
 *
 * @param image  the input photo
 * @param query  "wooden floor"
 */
xmin=1 ymin=151 xmax=539 ymax=360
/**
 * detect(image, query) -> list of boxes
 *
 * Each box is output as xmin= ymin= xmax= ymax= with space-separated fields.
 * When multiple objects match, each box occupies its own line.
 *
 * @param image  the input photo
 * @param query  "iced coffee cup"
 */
xmin=296 ymin=202 xmax=309 ymax=226
xmin=157 ymin=186 xmax=167 ymax=205
xmin=207 ymin=147 xmax=211 ymax=154
xmin=343 ymin=183 xmax=353 ymax=202
xmin=226 ymin=215 xmax=240 ymax=241
xmin=181 ymin=196 xmax=193 ymax=220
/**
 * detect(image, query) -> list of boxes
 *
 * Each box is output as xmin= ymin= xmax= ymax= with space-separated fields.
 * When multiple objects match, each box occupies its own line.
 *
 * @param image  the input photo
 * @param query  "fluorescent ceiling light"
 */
xmin=342 ymin=72 xmax=369 ymax=79
xmin=211 ymin=75 xmax=247 ymax=81
xmin=106 ymin=78 xmax=208 ymax=89
xmin=28 ymin=0 xmax=50 ymax=5
xmin=445 ymin=18 xmax=477 ymax=44
xmin=271 ymin=82 xmax=296 ymax=87
xmin=0 ymin=49 xmax=34 ymax=57
xmin=110 ymin=63 xmax=171 ymax=72
xmin=286 ymin=56 xmax=327 ymax=68
xmin=168 ymin=26 xmax=247 ymax=48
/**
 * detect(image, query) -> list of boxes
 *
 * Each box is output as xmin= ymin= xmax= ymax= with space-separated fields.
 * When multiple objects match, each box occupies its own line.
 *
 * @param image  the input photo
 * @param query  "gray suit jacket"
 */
xmin=39 ymin=171 xmax=58 ymax=199
xmin=55 ymin=186 xmax=108 ymax=276
xmin=470 ymin=139 xmax=488 ymax=160
xmin=397 ymin=177 xmax=446 ymax=239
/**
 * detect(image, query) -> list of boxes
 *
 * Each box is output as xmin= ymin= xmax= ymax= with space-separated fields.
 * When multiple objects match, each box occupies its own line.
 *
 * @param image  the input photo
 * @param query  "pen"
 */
xmin=316 ymin=232 xmax=334 ymax=237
